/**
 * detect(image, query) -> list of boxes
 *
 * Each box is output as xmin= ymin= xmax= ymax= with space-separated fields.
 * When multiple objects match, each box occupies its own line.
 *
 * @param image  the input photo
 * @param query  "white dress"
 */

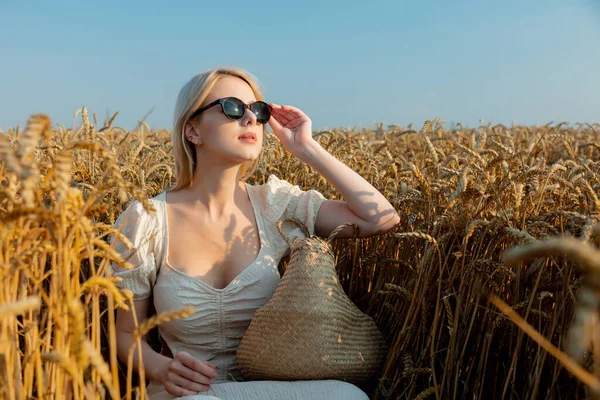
xmin=110 ymin=174 xmax=370 ymax=400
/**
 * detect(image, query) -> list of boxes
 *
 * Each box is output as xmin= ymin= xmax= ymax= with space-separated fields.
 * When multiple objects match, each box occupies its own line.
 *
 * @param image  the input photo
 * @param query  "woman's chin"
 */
xmin=212 ymin=147 xmax=261 ymax=165
xmin=235 ymin=149 xmax=261 ymax=162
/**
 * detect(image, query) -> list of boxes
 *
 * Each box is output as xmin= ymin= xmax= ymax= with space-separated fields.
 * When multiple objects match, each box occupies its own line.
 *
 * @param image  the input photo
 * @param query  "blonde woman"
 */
xmin=110 ymin=66 xmax=400 ymax=399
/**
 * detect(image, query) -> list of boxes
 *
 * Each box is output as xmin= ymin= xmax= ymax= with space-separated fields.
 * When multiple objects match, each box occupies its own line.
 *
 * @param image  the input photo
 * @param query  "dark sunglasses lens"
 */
xmin=252 ymin=102 xmax=270 ymax=124
xmin=222 ymin=98 xmax=245 ymax=119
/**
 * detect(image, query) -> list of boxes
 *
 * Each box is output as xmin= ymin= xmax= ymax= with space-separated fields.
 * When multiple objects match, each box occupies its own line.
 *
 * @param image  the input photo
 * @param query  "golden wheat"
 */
xmin=1 ymin=111 xmax=599 ymax=399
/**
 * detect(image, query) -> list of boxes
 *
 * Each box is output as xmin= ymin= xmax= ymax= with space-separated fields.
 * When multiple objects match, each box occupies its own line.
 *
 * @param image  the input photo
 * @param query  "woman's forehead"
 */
xmin=208 ymin=76 xmax=257 ymax=103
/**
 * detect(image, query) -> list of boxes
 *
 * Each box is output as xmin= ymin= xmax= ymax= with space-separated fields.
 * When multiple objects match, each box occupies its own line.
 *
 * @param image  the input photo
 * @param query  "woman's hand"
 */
xmin=156 ymin=351 xmax=218 ymax=396
xmin=267 ymin=104 xmax=315 ymax=159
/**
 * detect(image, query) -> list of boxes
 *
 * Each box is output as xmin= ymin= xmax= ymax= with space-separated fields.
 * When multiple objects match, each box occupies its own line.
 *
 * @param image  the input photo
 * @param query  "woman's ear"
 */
xmin=184 ymin=121 xmax=202 ymax=146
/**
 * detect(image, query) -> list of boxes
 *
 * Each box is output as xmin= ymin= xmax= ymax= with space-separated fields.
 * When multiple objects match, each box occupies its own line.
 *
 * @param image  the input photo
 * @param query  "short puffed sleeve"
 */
xmin=109 ymin=200 xmax=160 ymax=301
xmin=259 ymin=174 xmax=327 ymax=248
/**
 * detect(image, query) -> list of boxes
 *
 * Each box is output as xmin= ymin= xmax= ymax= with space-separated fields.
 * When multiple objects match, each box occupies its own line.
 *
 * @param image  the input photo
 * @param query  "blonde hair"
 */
xmin=170 ymin=66 xmax=266 ymax=191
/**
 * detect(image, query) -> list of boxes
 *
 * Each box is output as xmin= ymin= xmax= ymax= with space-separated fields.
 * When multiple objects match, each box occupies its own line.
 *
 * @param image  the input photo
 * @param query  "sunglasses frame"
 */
xmin=189 ymin=96 xmax=271 ymax=124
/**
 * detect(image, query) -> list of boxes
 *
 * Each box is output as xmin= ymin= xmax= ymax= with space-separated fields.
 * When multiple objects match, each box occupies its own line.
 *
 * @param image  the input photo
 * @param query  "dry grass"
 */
xmin=0 ymin=110 xmax=599 ymax=399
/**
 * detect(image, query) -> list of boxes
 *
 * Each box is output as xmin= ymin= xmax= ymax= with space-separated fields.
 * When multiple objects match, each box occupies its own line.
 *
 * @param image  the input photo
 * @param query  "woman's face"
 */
xmin=185 ymin=76 xmax=264 ymax=167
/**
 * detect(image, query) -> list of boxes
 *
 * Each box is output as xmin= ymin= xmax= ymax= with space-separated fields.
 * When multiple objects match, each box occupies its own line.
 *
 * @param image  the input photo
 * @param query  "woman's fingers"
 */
xmin=176 ymin=351 xmax=217 ymax=378
xmin=169 ymin=360 xmax=215 ymax=386
xmin=287 ymin=120 xmax=304 ymax=130
xmin=270 ymin=109 xmax=292 ymax=125
xmin=164 ymin=381 xmax=206 ymax=397
xmin=160 ymin=352 xmax=217 ymax=397
xmin=268 ymin=115 xmax=284 ymax=132
xmin=177 ymin=351 xmax=215 ymax=368
xmin=172 ymin=352 xmax=217 ymax=385
xmin=280 ymin=104 xmax=308 ymax=120
xmin=269 ymin=103 xmax=311 ymax=131
xmin=273 ymin=109 xmax=296 ymax=122
xmin=270 ymin=104 xmax=296 ymax=121
xmin=167 ymin=371 xmax=211 ymax=393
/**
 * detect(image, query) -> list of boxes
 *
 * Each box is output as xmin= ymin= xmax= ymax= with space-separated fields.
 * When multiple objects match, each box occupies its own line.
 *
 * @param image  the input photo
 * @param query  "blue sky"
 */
xmin=1 ymin=0 xmax=599 ymax=131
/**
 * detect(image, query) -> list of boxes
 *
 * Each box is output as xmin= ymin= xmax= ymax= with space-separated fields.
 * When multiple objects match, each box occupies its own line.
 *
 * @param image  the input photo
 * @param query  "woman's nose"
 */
xmin=242 ymin=108 xmax=258 ymax=125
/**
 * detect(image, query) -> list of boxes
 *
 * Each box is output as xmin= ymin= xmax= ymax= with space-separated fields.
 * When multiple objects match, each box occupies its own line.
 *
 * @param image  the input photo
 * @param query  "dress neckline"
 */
xmin=160 ymin=182 xmax=265 ymax=292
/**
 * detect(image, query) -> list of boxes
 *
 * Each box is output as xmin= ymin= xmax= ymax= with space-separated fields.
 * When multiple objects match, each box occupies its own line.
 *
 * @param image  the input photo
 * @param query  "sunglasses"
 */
xmin=189 ymin=97 xmax=271 ymax=124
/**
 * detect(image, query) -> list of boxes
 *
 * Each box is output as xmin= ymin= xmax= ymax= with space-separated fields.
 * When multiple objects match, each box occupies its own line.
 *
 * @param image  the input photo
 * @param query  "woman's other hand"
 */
xmin=157 ymin=351 xmax=218 ymax=396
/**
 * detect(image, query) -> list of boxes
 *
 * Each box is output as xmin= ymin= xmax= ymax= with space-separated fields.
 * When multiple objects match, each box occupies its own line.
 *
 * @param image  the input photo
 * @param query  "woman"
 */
xmin=110 ymin=66 xmax=400 ymax=399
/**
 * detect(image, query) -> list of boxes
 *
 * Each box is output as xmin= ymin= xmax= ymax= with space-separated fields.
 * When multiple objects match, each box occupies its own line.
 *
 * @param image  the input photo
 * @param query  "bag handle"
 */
xmin=277 ymin=217 xmax=359 ymax=247
xmin=327 ymin=222 xmax=359 ymax=244
xmin=277 ymin=218 xmax=311 ymax=247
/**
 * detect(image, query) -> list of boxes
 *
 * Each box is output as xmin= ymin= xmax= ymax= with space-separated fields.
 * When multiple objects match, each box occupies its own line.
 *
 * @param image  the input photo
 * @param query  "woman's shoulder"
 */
xmin=249 ymin=173 xmax=326 ymax=198
xmin=250 ymin=174 xmax=302 ymax=194
xmin=110 ymin=192 xmax=167 ymax=300
xmin=248 ymin=174 xmax=292 ymax=206
xmin=247 ymin=174 xmax=326 ymax=244
xmin=114 ymin=192 xmax=166 ymax=230
xmin=249 ymin=174 xmax=325 ymax=217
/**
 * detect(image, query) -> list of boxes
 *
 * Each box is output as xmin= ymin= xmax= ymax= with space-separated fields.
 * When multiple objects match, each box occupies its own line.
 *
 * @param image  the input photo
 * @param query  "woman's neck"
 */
xmin=176 ymin=165 xmax=244 ymax=222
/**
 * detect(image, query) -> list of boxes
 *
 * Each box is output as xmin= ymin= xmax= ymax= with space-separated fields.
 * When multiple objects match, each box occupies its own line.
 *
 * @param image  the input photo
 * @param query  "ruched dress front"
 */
xmin=110 ymin=175 xmax=369 ymax=400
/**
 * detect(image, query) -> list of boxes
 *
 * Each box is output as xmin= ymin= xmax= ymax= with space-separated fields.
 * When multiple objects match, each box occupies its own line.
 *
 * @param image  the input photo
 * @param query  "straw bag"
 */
xmin=236 ymin=218 xmax=387 ymax=385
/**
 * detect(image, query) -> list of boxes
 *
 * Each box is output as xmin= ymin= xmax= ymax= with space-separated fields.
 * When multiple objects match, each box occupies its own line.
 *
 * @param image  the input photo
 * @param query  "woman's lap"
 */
xmin=146 ymin=379 xmax=369 ymax=400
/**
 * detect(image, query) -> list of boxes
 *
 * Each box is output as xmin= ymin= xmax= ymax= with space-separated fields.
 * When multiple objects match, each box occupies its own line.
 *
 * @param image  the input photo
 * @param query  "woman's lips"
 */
xmin=239 ymin=136 xmax=257 ymax=143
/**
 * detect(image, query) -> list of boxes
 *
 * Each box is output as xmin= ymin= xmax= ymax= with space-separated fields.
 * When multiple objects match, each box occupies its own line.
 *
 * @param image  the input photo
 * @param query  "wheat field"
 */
xmin=1 ymin=109 xmax=599 ymax=399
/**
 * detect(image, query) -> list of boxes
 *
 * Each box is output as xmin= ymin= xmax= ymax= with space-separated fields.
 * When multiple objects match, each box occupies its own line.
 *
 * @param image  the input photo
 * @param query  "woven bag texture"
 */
xmin=236 ymin=218 xmax=387 ymax=385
